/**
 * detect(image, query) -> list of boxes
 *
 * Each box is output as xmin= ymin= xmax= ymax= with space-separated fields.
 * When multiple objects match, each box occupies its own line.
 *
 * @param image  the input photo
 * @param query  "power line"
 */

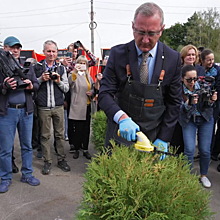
xmin=0 ymin=7 xmax=89 ymax=18
xmin=95 ymin=1 xmax=220 ymax=9
xmin=0 ymin=1 xmax=88 ymax=15
xmin=98 ymin=21 xmax=129 ymax=26
xmin=24 ymin=23 xmax=85 ymax=44
xmin=95 ymin=6 xmax=219 ymax=14
xmin=1 ymin=2 xmax=219 ymax=19
xmin=0 ymin=22 xmax=87 ymax=30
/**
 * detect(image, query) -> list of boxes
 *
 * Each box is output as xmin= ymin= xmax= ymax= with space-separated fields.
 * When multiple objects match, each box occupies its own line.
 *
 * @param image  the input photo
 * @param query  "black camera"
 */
xmin=48 ymin=67 xmax=58 ymax=80
xmin=23 ymin=61 xmax=31 ymax=73
xmin=0 ymin=49 xmax=31 ymax=89
xmin=188 ymin=76 xmax=215 ymax=105
xmin=74 ymin=41 xmax=82 ymax=49
xmin=16 ymin=61 xmax=32 ymax=88
xmin=14 ymin=72 xmax=30 ymax=89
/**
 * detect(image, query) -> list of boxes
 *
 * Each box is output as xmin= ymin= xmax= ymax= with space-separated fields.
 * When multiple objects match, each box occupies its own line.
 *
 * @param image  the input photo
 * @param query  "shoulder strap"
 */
xmin=34 ymin=62 xmax=45 ymax=77
xmin=56 ymin=63 xmax=64 ymax=75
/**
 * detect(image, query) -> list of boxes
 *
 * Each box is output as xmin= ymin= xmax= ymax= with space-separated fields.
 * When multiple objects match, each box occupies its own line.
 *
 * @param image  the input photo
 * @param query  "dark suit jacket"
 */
xmin=98 ymin=40 xmax=182 ymax=142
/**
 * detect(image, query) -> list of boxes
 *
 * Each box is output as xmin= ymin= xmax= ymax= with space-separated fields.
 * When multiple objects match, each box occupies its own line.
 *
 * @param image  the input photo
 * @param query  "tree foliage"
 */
xmin=161 ymin=8 xmax=220 ymax=62
xmin=160 ymin=23 xmax=187 ymax=49
xmin=76 ymin=143 xmax=213 ymax=220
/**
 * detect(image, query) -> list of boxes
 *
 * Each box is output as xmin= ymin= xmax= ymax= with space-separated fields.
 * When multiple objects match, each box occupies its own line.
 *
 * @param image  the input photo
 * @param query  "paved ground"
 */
xmin=1 ymin=134 xmax=220 ymax=220
xmin=0 ymin=134 xmax=92 ymax=220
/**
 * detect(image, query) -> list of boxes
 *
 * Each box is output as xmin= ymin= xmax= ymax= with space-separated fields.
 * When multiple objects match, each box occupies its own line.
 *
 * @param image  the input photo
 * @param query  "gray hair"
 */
xmin=76 ymin=55 xmax=89 ymax=68
xmin=134 ymin=2 xmax=164 ymax=25
xmin=43 ymin=40 xmax=58 ymax=51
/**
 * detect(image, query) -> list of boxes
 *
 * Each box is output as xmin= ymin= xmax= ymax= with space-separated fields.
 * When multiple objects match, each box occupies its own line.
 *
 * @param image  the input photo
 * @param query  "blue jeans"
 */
xmin=182 ymin=116 xmax=214 ymax=175
xmin=0 ymin=108 xmax=33 ymax=181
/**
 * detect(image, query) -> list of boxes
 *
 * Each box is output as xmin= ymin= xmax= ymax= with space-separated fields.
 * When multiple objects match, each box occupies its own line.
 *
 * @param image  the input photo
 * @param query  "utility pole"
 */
xmin=89 ymin=0 xmax=97 ymax=53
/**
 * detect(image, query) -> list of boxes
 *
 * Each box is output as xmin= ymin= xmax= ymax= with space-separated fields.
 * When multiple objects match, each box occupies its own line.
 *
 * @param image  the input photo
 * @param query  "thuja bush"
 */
xmin=91 ymin=110 xmax=107 ymax=152
xmin=76 ymin=142 xmax=213 ymax=220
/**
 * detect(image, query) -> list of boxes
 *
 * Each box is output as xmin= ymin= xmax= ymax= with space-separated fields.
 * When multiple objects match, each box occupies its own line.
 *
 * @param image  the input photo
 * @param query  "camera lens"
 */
xmin=51 ymin=75 xmax=58 ymax=80
xmin=74 ymin=41 xmax=82 ymax=49
xmin=74 ymin=42 xmax=80 ymax=49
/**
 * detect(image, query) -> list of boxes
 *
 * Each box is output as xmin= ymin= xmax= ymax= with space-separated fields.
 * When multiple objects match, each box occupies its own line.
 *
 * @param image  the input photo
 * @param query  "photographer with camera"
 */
xmin=179 ymin=65 xmax=217 ymax=188
xmin=200 ymin=49 xmax=220 ymax=164
xmin=33 ymin=40 xmax=71 ymax=175
xmin=3 ymin=36 xmax=28 ymax=174
xmin=0 ymin=36 xmax=40 ymax=193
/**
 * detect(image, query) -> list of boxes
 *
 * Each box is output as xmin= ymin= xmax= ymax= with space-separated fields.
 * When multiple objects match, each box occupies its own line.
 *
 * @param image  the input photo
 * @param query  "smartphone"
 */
xmin=66 ymin=52 xmax=72 ymax=58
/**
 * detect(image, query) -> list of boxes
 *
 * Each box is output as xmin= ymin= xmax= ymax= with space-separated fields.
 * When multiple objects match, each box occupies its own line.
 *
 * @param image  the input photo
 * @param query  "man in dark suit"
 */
xmin=98 ymin=2 xmax=182 ymax=150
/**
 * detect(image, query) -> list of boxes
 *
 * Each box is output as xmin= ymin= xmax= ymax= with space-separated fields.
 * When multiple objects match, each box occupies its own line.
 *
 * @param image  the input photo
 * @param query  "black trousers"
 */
xmin=211 ymin=118 xmax=220 ymax=157
xmin=68 ymin=105 xmax=91 ymax=151
xmin=32 ymin=104 xmax=41 ymax=151
xmin=170 ymin=122 xmax=184 ymax=154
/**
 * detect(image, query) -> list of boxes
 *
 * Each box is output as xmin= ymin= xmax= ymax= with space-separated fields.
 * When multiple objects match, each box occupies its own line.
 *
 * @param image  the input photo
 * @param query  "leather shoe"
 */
xmin=83 ymin=151 xmax=91 ymax=159
xmin=42 ymin=162 xmax=51 ymax=175
xmin=12 ymin=160 xmax=19 ymax=173
xmin=57 ymin=160 xmax=71 ymax=172
xmin=21 ymin=176 xmax=40 ymax=186
xmin=0 ymin=180 xmax=12 ymax=193
xmin=72 ymin=150 xmax=79 ymax=159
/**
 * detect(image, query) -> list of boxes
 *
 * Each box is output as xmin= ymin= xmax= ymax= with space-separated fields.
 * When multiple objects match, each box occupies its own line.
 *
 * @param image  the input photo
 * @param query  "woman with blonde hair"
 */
xmin=68 ymin=55 xmax=94 ymax=159
xmin=180 ymin=44 xmax=205 ymax=76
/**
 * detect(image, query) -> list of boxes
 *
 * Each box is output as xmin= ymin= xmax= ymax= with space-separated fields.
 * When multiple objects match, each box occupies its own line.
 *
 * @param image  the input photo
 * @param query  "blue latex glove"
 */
xmin=119 ymin=117 xmax=140 ymax=141
xmin=153 ymin=138 xmax=168 ymax=160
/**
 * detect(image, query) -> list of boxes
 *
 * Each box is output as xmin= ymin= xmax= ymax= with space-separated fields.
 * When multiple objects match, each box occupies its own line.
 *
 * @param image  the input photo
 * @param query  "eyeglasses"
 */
xmin=184 ymin=77 xmax=198 ymax=83
xmin=133 ymin=27 xmax=162 ymax=37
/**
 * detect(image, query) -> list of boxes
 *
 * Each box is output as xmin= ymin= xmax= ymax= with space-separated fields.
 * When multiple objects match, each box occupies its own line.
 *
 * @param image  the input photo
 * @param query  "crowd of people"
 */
xmin=0 ymin=36 xmax=97 ymax=193
xmin=0 ymin=1 xmax=220 ymax=194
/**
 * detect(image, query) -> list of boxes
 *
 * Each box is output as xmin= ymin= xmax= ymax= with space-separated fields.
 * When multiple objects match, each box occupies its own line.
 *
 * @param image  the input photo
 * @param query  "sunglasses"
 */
xmin=184 ymin=77 xmax=198 ymax=83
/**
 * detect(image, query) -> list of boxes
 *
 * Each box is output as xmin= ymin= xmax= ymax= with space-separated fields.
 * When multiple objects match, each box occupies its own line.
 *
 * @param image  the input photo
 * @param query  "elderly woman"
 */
xmin=180 ymin=44 xmax=205 ymax=76
xmin=68 ymin=55 xmax=94 ymax=160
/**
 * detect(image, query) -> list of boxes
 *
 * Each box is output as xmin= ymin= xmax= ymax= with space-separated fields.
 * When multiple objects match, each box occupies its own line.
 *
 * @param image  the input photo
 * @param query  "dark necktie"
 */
xmin=140 ymin=52 xmax=150 ymax=84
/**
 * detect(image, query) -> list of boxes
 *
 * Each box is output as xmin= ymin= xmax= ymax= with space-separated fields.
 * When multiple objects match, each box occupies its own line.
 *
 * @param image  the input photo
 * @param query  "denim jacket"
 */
xmin=179 ymin=82 xmax=214 ymax=128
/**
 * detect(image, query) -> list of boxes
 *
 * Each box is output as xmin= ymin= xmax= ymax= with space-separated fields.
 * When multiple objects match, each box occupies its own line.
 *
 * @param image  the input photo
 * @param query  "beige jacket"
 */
xmin=68 ymin=72 xmax=94 ymax=120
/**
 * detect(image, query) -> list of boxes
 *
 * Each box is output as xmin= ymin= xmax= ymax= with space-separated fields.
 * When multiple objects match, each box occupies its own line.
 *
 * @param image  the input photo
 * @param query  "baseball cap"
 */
xmin=3 ymin=36 xmax=22 ymax=47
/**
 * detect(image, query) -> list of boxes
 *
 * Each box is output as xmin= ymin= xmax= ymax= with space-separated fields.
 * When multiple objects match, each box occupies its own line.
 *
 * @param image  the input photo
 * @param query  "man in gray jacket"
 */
xmin=33 ymin=40 xmax=70 ymax=175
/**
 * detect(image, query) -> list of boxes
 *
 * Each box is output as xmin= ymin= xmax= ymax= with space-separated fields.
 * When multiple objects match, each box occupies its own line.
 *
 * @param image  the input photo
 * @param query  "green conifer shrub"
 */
xmin=76 ymin=142 xmax=213 ymax=220
xmin=91 ymin=110 xmax=107 ymax=152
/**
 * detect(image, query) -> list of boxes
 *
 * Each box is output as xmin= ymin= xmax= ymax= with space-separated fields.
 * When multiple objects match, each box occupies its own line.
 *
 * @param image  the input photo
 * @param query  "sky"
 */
xmin=0 ymin=0 xmax=219 ymax=58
